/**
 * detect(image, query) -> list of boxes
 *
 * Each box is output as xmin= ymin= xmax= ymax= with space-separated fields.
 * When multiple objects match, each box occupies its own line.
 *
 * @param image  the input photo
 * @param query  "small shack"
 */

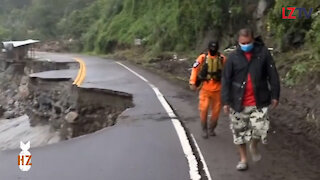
xmin=1 ymin=39 xmax=39 ymax=62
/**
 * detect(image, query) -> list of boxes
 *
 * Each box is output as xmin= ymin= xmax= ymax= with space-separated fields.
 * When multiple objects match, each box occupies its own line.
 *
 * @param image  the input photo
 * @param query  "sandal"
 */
xmin=236 ymin=162 xmax=248 ymax=171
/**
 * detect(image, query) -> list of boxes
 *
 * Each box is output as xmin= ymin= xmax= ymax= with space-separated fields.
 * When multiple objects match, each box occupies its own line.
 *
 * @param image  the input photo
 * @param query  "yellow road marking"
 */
xmin=73 ymin=58 xmax=86 ymax=86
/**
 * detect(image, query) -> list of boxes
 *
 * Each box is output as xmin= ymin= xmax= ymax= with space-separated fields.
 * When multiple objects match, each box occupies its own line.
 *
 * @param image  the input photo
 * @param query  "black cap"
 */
xmin=208 ymin=40 xmax=219 ymax=50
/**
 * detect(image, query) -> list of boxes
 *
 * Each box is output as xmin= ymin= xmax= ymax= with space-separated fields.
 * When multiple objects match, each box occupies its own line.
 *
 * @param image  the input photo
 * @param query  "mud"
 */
xmin=271 ymin=85 xmax=320 ymax=146
xmin=147 ymin=56 xmax=191 ymax=82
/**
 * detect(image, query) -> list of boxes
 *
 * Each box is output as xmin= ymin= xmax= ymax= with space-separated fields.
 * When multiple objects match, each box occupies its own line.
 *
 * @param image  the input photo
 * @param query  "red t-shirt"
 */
xmin=242 ymin=52 xmax=256 ymax=106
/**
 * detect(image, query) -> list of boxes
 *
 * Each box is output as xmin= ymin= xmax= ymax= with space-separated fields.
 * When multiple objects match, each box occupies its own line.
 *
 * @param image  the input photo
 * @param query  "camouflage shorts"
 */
xmin=230 ymin=106 xmax=270 ymax=145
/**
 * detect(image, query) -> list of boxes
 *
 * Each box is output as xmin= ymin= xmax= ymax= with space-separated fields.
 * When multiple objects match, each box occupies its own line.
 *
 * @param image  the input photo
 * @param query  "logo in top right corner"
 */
xmin=282 ymin=7 xmax=313 ymax=19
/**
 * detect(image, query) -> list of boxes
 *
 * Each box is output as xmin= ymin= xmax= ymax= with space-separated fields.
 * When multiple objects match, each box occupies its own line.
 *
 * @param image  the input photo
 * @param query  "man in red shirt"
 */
xmin=221 ymin=28 xmax=280 ymax=171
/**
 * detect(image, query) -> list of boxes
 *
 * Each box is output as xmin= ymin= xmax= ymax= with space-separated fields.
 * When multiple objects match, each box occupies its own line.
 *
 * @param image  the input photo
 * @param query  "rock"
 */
xmin=7 ymin=99 xmax=14 ymax=105
xmin=316 ymin=85 xmax=320 ymax=92
xmin=18 ymin=85 xmax=29 ymax=99
xmin=65 ymin=111 xmax=78 ymax=123
xmin=292 ymin=129 xmax=302 ymax=135
xmin=102 ymin=122 xmax=108 ymax=127
xmin=84 ymin=114 xmax=99 ymax=119
xmin=33 ymin=100 xmax=39 ymax=108
xmin=38 ymin=95 xmax=52 ymax=111
xmin=107 ymin=114 xmax=113 ymax=120
xmin=5 ymin=89 xmax=11 ymax=94
xmin=93 ymin=121 xmax=101 ymax=129
xmin=67 ymin=127 xmax=73 ymax=139
xmin=0 ymin=106 xmax=5 ymax=117
xmin=84 ymin=124 xmax=91 ymax=132
xmin=64 ymin=108 xmax=71 ymax=114
xmin=3 ymin=110 xmax=14 ymax=119
xmin=14 ymin=101 xmax=19 ymax=108
xmin=80 ymin=107 xmax=87 ymax=114
xmin=50 ymin=118 xmax=63 ymax=130
xmin=20 ymin=76 xmax=29 ymax=85
xmin=52 ymin=102 xmax=64 ymax=114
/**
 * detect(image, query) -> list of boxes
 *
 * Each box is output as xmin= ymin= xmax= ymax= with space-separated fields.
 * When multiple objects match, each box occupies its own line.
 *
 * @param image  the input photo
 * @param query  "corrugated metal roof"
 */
xmin=2 ymin=39 xmax=40 ymax=48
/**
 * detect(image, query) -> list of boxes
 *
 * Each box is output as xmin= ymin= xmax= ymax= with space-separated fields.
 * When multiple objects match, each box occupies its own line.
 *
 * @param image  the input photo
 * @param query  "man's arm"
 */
xmin=221 ymin=54 xmax=227 ymax=65
xmin=189 ymin=54 xmax=205 ymax=89
xmin=265 ymin=49 xmax=280 ymax=101
xmin=265 ymin=48 xmax=280 ymax=109
xmin=221 ymin=54 xmax=233 ymax=106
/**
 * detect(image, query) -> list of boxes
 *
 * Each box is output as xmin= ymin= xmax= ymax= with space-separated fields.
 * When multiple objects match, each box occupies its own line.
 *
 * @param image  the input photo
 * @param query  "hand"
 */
xmin=223 ymin=105 xmax=230 ymax=114
xmin=189 ymin=84 xmax=197 ymax=91
xmin=271 ymin=99 xmax=279 ymax=109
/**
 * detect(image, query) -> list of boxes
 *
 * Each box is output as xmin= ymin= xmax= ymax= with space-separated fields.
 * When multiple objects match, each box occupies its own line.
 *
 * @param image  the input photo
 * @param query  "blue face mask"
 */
xmin=239 ymin=42 xmax=254 ymax=52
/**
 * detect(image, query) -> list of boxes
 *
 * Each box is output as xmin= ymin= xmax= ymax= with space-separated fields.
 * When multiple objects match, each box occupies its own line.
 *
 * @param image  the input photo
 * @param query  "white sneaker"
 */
xmin=236 ymin=162 xmax=248 ymax=171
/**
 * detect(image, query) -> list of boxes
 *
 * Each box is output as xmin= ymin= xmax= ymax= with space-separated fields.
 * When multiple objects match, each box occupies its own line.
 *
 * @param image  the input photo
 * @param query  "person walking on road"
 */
xmin=221 ymin=28 xmax=280 ymax=171
xmin=189 ymin=40 xmax=226 ymax=139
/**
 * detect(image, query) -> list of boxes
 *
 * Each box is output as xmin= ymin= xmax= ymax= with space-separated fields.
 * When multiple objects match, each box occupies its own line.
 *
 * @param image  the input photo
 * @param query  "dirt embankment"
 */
xmin=34 ymin=40 xmax=79 ymax=53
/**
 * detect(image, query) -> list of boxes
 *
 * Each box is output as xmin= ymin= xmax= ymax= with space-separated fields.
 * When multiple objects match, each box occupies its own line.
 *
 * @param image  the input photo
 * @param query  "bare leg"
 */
xmin=250 ymin=138 xmax=262 ymax=162
xmin=236 ymin=144 xmax=249 ymax=171
xmin=239 ymin=144 xmax=247 ymax=163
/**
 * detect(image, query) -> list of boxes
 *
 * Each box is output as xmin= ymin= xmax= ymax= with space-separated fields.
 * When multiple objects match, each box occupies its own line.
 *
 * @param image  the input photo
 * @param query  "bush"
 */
xmin=76 ymin=0 xmax=230 ymax=54
xmin=306 ymin=14 xmax=320 ymax=57
xmin=0 ymin=26 xmax=9 ymax=41
xmin=268 ymin=0 xmax=319 ymax=50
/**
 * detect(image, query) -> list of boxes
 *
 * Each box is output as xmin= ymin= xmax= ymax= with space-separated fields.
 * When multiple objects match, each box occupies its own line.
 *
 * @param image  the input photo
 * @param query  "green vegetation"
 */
xmin=268 ymin=0 xmax=320 ymax=85
xmin=268 ymin=0 xmax=319 ymax=50
xmin=0 ymin=26 xmax=9 ymax=41
xmin=61 ymin=0 xmax=229 ymax=54
xmin=0 ymin=0 xmax=95 ymax=40
xmin=306 ymin=14 xmax=320 ymax=58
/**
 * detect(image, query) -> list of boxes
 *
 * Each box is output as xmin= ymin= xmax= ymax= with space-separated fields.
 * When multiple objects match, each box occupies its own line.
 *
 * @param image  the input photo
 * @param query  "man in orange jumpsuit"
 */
xmin=189 ymin=41 xmax=226 ymax=139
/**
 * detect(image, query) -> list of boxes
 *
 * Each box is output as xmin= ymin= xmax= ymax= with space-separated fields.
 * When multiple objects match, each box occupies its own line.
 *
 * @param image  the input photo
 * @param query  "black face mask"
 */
xmin=209 ymin=49 xmax=218 ymax=56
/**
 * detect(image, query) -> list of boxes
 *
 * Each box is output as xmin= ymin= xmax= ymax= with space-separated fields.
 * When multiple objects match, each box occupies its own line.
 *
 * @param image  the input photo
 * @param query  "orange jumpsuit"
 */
xmin=189 ymin=52 xmax=226 ymax=124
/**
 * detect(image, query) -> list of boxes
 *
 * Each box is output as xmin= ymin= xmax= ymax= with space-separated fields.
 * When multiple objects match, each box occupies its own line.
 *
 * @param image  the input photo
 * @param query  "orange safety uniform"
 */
xmin=189 ymin=52 xmax=226 ymax=123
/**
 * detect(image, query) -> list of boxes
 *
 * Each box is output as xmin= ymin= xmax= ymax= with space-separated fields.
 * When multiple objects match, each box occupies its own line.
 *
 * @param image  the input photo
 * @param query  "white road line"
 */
xmin=150 ymin=84 xmax=177 ymax=118
xmin=116 ymin=62 xmax=149 ymax=83
xmin=116 ymin=62 xmax=211 ymax=180
xmin=191 ymin=134 xmax=212 ymax=180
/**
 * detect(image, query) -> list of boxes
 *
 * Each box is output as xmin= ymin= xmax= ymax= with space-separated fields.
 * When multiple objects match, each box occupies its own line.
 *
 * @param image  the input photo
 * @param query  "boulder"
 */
xmin=3 ymin=110 xmax=14 ymax=119
xmin=65 ymin=111 xmax=79 ymax=123
xmin=18 ymin=85 xmax=29 ymax=99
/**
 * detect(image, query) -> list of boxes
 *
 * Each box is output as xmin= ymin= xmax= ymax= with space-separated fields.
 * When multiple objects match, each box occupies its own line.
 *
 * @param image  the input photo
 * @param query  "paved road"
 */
xmin=1 ymin=52 xmax=319 ymax=180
